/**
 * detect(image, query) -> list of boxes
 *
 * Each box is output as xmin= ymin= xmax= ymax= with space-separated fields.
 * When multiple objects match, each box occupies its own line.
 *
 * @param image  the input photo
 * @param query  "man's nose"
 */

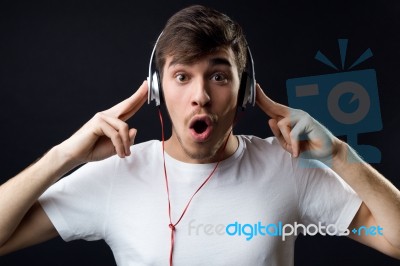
xmin=191 ymin=79 xmax=211 ymax=107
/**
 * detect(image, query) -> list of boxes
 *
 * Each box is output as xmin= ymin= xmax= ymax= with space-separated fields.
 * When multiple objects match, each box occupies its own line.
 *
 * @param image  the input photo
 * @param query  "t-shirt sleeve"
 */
xmin=293 ymin=157 xmax=362 ymax=234
xmin=38 ymin=156 xmax=118 ymax=242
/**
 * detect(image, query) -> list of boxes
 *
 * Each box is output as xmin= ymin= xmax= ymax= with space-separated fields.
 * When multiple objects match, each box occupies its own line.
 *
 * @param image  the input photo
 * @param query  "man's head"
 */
xmin=155 ymin=5 xmax=248 ymax=80
xmin=155 ymin=5 xmax=250 ymax=163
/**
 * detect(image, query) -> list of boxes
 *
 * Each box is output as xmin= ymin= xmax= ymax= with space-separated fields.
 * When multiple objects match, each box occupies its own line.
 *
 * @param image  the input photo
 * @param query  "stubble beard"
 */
xmin=173 ymin=124 xmax=215 ymax=161
xmin=172 ymin=124 xmax=231 ymax=162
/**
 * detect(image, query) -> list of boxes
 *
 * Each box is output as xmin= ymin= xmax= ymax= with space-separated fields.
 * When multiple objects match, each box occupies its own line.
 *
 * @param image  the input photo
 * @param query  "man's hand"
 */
xmin=58 ymin=80 xmax=148 ymax=166
xmin=255 ymin=83 xmax=342 ymax=163
xmin=0 ymin=81 xmax=148 ymax=254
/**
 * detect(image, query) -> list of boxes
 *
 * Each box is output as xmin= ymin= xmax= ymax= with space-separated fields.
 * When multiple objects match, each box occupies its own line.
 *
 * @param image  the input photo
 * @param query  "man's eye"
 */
xmin=175 ymin=74 xmax=187 ymax=82
xmin=212 ymin=73 xmax=227 ymax=82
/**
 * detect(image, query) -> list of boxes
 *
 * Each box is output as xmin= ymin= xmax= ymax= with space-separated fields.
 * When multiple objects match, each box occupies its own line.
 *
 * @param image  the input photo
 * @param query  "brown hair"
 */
xmin=155 ymin=5 xmax=248 ymax=78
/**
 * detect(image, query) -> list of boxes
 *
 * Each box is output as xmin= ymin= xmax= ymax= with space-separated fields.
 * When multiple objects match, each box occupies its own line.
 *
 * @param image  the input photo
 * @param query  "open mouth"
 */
xmin=189 ymin=116 xmax=213 ymax=141
xmin=192 ymin=120 xmax=208 ymax=134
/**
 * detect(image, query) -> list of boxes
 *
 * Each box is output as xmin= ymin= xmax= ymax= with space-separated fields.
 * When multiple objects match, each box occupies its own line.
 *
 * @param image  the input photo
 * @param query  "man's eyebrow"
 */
xmin=209 ymin=57 xmax=232 ymax=67
xmin=167 ymin=57 xmax=232 ymax=69
xmin=168 ymin=58 xmax=181 ymax=68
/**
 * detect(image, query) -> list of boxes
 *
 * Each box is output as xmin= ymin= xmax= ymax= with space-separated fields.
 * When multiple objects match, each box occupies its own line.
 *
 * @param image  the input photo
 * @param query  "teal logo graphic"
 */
xmin=286 ymin=39 xmax=382 ymax=163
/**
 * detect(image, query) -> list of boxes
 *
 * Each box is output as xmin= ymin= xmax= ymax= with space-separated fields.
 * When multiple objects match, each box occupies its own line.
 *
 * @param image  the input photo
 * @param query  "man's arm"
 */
xmin=334 ymin=142 xmax=400 ymax=259
xmin=0 ymin=81 xmax=148 ymax=255
xmin=0 ymin=146 xmax=67 ymax=255
xmin=255 ymin=83 xmax=400 ymax=259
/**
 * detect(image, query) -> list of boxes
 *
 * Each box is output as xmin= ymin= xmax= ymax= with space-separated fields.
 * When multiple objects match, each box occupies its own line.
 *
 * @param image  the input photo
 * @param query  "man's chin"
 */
xmin=182 ymin=145 xmax=216 ymax=163
xmin=170 ymin=130 xmax=221 ymax=163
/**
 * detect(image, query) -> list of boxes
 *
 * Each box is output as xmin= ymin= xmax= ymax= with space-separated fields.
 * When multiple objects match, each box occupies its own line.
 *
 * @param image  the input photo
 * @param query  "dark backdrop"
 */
xmin=1 ymin=0 xmax=399 ymax=265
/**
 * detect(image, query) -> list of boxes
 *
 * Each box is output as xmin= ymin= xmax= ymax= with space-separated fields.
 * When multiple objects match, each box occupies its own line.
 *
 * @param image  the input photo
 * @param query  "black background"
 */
xmin=1 ymin=0 xmax=399 ymax=265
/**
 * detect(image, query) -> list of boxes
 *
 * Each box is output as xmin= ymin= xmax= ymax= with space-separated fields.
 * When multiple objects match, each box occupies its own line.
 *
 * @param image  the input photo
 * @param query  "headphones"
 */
xmin=147 ymin=32 xmax=256 ymax=109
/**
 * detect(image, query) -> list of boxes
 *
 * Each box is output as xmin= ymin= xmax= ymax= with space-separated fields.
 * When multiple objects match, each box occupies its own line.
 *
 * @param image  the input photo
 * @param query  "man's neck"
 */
xmin=164 ymin=133 xmax=239 ymax=164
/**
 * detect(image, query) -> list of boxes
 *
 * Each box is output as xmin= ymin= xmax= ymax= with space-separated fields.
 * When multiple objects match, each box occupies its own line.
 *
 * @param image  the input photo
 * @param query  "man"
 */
xmin=0 ymin=4 xmax=399 ymax=266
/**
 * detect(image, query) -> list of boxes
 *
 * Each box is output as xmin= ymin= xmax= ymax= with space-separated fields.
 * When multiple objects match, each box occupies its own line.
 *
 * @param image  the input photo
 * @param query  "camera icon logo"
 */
xmin=286 ymin=39 xmax=382 ymax=163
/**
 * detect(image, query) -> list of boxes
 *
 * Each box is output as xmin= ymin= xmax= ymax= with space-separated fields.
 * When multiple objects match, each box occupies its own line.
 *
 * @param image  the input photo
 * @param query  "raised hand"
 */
xmin=58 ymin=80 xmax=148 ymax=166
xmin=255 ymin=83 xmax=341 ymax=163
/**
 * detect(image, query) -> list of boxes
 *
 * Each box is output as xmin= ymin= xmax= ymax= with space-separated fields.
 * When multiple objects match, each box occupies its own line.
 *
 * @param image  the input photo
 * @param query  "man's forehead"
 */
xmin=166 ymin=48 xmax=236 ymax=69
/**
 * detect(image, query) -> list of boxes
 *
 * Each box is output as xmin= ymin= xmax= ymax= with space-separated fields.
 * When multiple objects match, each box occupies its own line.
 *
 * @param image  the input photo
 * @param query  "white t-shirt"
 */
xmin=39 ymin=135 xmax=362 ymax=266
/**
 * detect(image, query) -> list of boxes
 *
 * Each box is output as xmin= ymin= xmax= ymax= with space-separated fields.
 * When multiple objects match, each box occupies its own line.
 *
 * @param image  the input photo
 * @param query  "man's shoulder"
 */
xmin=126 ymin=139 xmax=161 ymax=160
xmin=238 ymin=135 xmax=292 ymax=162
xmin=130 ymin=139 xmax=160 ymax=151
xmin=239 ymin=135 xmax=282 ymax=150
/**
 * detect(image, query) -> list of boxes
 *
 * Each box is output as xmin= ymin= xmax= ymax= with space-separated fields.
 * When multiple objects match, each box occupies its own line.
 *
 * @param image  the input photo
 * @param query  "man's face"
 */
xmin=162 ymin=47 xmax=240 ymax=163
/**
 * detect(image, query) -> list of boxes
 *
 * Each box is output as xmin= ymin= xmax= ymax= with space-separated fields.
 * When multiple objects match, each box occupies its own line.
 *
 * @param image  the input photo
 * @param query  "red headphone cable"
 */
xmin=158 ymin=109 xmax=230 ymax=266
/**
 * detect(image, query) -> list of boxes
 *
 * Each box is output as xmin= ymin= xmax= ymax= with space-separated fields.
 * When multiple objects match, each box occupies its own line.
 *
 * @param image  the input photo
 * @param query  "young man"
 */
xmin=0 ymin=4 xmax=399 ymax=266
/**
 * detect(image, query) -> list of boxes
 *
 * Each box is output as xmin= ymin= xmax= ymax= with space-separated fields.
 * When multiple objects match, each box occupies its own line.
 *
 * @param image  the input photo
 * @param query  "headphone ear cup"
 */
xmin=238 ymin=71 xmax=249 ymax=109
xmin=155 ymin=71 xmax=163 ymax=105
xmin=242 ymin=45 xmax=256 ymax=108
xmin=238 ymin=72 xmax=256 ymax=109
xmin=148 ymin=32 xmax=164 ymax=106
xmin=247 ymin=74 xmax=255 ymax=107
xmin=150 ymin=71 xmax=162 ymax=106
